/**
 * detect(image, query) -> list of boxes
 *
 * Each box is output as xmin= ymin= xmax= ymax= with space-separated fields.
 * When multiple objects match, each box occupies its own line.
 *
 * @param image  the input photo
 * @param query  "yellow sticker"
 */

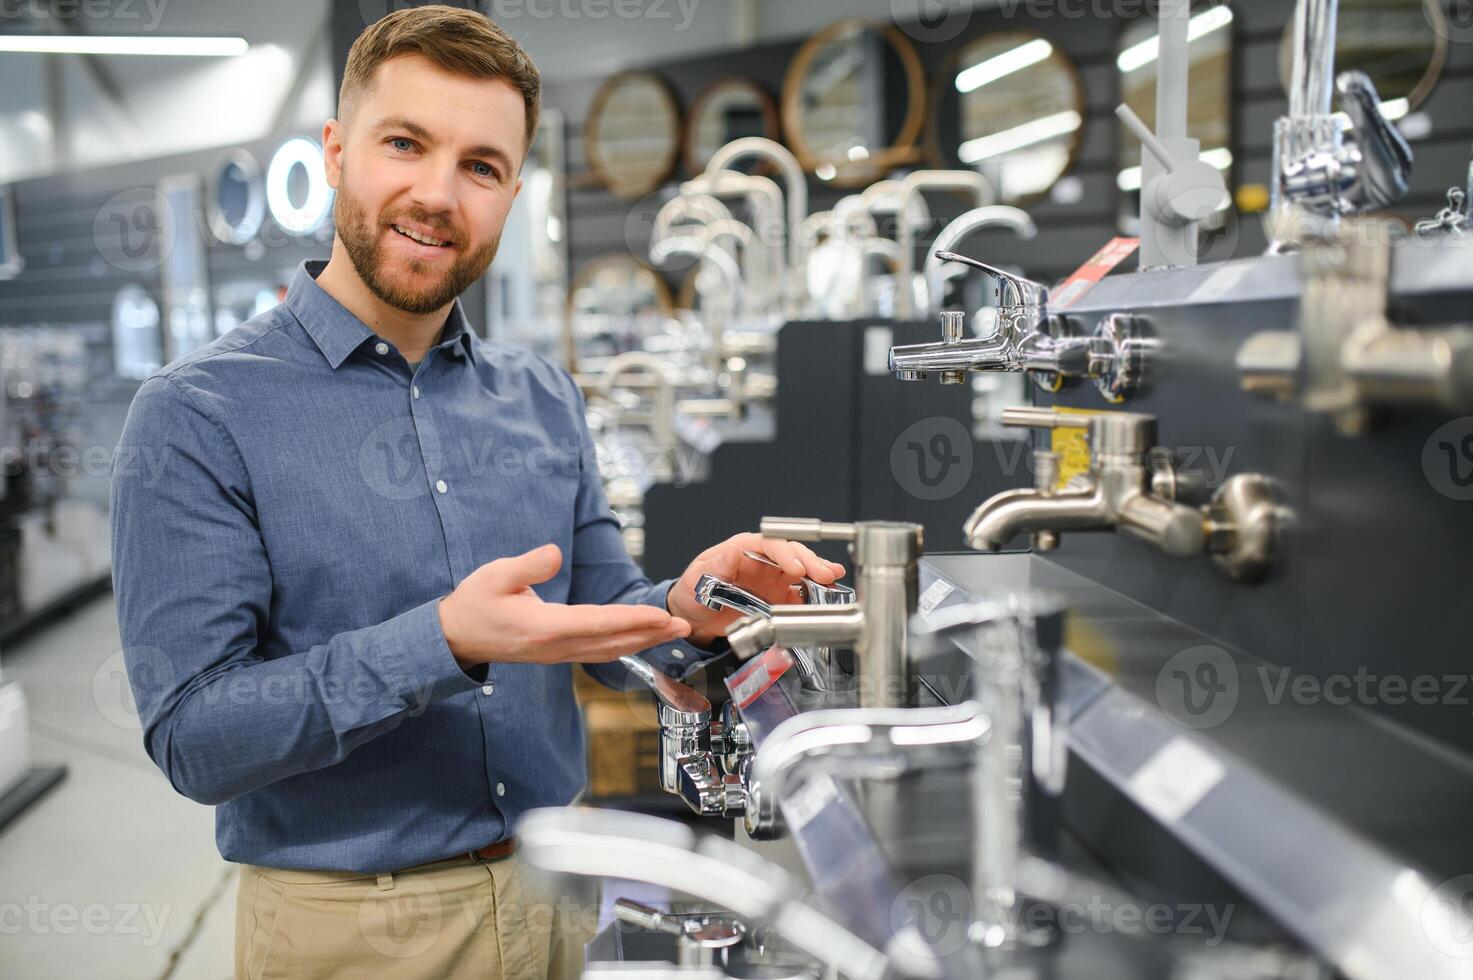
xmin=1049 ymin=406 xmax=1100 ymax=491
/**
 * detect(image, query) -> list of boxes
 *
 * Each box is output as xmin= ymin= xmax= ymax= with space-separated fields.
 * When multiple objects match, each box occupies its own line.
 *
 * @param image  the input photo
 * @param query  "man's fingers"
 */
xmin=540 ymin=602 xmax=676 ymax=640
xmin=559 ymin=624 xmax=692 ymax=663
xmin=485 ymin=543 xmax=563 ymax=594
xmin=788 ymin=542 xmax=840 ymax=583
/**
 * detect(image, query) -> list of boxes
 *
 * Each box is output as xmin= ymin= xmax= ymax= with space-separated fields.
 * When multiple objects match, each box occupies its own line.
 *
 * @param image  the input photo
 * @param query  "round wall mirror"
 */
xmin=585 ymin=72 xmax=681 ymax=199
xmin=1117 ymin=4 xmax=1234 ymax=230
xmin=684 ymin=78 xmax=779 ymax=175
xmin=207 ymin=149 xmax=266 ymax=246
xmin=1277 ymin=0 xmax=1448 ymax=116
xmin=565 ymin=254 xmax=673 ymax=369
xmin=782 ymin=19 xmax=925 ymax=186
xmin=927 ymin=31 xmax=1085 ymax=203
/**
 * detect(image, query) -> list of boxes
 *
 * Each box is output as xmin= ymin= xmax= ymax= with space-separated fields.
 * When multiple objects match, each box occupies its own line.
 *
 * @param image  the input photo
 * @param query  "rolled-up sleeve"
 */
xmin=555 ymin=370 xmax=727 ymax=691
xmin=110 ymin=374 xmax=483 ymax=805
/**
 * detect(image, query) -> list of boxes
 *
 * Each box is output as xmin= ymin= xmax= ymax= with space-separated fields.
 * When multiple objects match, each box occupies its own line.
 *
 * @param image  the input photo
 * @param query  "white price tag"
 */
xmin=1128 ymin=738 xmax=1226 ymax=825
xmin=917 ymin=579 xmax=956 ymax=617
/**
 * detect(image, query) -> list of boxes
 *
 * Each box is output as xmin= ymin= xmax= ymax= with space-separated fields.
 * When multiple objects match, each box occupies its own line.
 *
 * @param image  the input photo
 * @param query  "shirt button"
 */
xmin=412 ymin=385 xmax=421 ymax=399
xmin=480 ymin=683 xmax=494 ymax=696
xmin=671 ymin=650 xmax=685 ymax=660
xmin=374 ymin=341 xmax=390 ymax=356
xmin=435 ymin=480 xmax=448 ymax=494
xmin=495 ymin=782 xmax=506 ymax=797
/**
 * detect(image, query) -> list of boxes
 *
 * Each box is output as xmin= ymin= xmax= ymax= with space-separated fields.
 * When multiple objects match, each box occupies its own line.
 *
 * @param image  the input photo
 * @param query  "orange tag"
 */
xmin=1052 ymin=237 xmax=1139 ymax=310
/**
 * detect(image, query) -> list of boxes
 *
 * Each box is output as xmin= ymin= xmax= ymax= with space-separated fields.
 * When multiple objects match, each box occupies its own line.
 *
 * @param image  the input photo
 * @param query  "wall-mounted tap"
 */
xmin=617 ymin=655 xmax=750 ymax=818
xmin=1272 ymin=0 xmax=1412 ymax=238
xmin=966 ymin=408 xmax=1286 ymax=582
xmin=890 ymin=250 xmax=1092 ymax=393
xmin=923 ymin=207 xmax=1037 ymax=317
xmin=727 ymin=518 xmax=924 ymax=709
xmin=1238 ymin=217 xmax=1473 ymax=434
xmin=516 ymin=807 xmax=905 ymax=980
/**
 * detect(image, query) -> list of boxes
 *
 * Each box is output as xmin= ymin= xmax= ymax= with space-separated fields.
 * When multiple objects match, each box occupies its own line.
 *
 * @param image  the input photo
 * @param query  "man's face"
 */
xmin=323 ymin=54 xmax=525 ymax=315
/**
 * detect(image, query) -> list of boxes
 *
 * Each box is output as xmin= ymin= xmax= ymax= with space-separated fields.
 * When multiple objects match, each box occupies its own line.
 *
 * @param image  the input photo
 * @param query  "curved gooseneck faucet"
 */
xmin=923 ymin=206 xmax=1037 ymax=317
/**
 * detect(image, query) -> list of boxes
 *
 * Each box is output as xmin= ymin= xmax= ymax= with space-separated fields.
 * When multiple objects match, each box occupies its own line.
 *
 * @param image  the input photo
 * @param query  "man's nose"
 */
xmin=408 ymin=159 xmax=458 ymax=218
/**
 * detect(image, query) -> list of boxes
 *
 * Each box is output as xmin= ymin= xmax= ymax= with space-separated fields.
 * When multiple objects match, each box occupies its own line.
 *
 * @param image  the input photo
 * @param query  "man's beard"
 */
xmin=333 ymin=174 xmax=500 ymax=315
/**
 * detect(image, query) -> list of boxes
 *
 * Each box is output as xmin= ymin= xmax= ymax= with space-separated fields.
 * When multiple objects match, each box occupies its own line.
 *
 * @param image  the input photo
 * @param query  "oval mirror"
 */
xmin=1117 ymin=4 xmax=1234 ymax=231
xmin=782 ymin=19 xmax=926 ymax=186
xmin=684 ymin=78 xmax=779 ymax=175
xmin=927 ymin=31 xmax=1086 ymax=203
xmin=1277 ymin=0 xmax=1448 ymax=117
xmin=565 ymin=254 xmax=673 ymax=370
xmin=585 ymin=72 xmax=681 ymax=199
xmin=207 ymin=149 xmax=266 ymax=246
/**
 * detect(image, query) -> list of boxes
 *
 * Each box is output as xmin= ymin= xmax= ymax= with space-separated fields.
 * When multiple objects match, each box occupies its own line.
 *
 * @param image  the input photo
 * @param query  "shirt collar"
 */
xmin=286 ymin=260 xmax=478 ymax=370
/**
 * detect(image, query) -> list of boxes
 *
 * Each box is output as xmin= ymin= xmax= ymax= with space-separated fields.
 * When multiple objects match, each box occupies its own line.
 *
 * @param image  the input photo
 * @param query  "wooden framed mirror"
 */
xmin=781 ymin=18 xmax=926 ymax=186
xmin=585 ymin=71 xmax=682 ymax=199
xmin=684 ymin=77 xmax=779 ymax=176
xmin=926 ymin=30 xmax=1086 ymax=203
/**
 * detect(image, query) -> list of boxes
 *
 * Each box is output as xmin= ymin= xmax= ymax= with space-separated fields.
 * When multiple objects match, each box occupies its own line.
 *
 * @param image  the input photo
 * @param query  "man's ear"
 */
xmin=322 ymin=118 xmax=343 ymax=189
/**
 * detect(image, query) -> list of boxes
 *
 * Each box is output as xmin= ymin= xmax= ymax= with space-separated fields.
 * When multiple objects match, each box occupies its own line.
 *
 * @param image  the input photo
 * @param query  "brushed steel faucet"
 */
xmin=1239 ymin=217 xmax=1473 ymax=434
xmin=965 ymin=407 xmax=1286 ymax=582
xmin=726 ymin=518 xmax=924 ymax=709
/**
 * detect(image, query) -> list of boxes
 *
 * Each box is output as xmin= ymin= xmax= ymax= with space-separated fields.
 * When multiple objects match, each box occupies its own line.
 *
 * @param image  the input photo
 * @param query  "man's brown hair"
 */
xmin=339 ymin=4 xmax=541 ymax=152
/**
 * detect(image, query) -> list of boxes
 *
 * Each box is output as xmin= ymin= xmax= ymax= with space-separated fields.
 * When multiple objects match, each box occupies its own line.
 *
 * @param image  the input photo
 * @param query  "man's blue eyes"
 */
xmin=387 ymin=139 xmax=497 ymax=179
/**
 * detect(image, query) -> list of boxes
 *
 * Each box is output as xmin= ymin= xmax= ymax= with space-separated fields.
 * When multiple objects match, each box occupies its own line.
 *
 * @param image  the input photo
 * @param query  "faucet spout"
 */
xmin=965 ymin=487 xmax=1108 ymax=551
xmin=727 ymin=604 xmax=864 ymax=661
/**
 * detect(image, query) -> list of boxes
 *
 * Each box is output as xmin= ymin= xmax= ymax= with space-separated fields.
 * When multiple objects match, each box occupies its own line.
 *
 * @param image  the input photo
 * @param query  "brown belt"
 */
xmin=469 ymin=837 xmax=516 ymax=862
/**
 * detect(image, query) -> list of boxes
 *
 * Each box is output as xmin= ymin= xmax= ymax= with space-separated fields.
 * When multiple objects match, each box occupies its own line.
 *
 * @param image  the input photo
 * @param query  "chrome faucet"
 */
xmin=617 ymin=655 xmax=749 ymax=818
xmin=598 ymin=352 xmax=677 ymax=481
xmin=1273 ymin=0 xmax=1412 ymax=236
xmin=695 ymin=568 xmax=856 ymax=696
xmin=745 ymin=596 xmax=1069 ymax=949
xmin=1415 ymin=154 xmax=1473 ymax=238
xmin=966 ymin=408 xmax=1286 ymax=582
xmin=1239 ymin=217 xmax=1473 ymax=434
xmin=923 ymin=207 xmax=1037 ymax=317
xmin=726 ymin=518 xmax=924 ymax=709
xmin=515 ymin=807 xmax=905 ymax=980
xmin=890 ymin=251 xmax=1092 ymax=393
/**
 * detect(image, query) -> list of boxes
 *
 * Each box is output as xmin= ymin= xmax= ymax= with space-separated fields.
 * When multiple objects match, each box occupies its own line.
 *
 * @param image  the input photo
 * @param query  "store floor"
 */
xmin=0 ymin=592 xmax=234 ymax=979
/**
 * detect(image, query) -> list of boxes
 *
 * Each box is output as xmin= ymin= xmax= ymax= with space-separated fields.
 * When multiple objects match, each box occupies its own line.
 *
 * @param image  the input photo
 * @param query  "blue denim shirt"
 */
xmin=110 ymin=260 xmax=721 ymax=873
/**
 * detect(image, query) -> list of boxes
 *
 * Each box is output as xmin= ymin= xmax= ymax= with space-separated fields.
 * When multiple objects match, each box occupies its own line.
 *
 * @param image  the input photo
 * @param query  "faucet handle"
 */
xmin=1000 ymin=407 xmax=1091 ymax=431
xmin=1336 ymin=71 xmax=1412 ymax=212
xmin=695 ymin=574 xmax=774 ymax=619
xmin=934 ymin=249 xmax=1049 ymax=309
xmin=619 ymin=655 xmax=712 ymax=726
xmin=759 ymin=516 xmax=858 ymax=543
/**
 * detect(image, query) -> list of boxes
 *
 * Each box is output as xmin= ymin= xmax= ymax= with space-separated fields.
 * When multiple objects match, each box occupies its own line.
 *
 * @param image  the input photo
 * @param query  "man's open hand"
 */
xmin=667 ymin=533 xmax=847 ymax=647
xmin=438 ymin=544 xmax=692 ymax=667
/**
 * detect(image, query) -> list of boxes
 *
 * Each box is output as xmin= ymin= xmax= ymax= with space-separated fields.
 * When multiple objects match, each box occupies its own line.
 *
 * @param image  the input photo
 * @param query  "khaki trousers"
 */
xmin=234 ymin=853 xmax=600 ymax=979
